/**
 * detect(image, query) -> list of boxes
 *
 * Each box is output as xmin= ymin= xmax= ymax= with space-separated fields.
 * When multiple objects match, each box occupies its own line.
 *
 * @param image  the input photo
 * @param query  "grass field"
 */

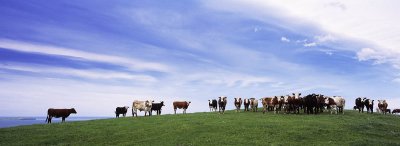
xmin=1 ymin=110 xmax=400 ymax=145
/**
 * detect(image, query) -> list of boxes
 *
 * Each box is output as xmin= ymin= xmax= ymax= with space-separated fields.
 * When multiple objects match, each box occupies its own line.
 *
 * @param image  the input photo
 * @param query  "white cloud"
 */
xmin=304 ymin=42 xmax=317 ymax=47
xmin=314 ymin=34 xmax=336 ymax=42
xmin=0 ymin=39 xmax=171 ymax=72
xmin=281 ymin=37 xmax=290 ymax=42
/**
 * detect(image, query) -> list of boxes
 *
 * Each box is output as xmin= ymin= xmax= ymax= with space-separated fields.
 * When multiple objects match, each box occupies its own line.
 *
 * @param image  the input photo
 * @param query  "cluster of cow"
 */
xmin=115 ymin=100 xmax=191 ymax=118
xmin=209 ymin=93 xmax=346 ymax=115
xmin=353 ymin=97 xmax=400 ymax=114
xmin=45 ymin=93 xmax=400 ymax=123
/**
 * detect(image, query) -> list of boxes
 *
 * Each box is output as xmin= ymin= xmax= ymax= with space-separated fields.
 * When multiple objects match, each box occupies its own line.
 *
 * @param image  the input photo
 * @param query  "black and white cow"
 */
xmin=218 ymin=96 xmax=227 ymax=114
xmin=208 ymin=99 xmax=217 ymax=112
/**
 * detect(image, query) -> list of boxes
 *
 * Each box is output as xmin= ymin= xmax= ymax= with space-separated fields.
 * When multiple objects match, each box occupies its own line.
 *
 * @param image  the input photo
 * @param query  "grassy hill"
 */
xmin=1 ymin=110 xmax=400 ymax=145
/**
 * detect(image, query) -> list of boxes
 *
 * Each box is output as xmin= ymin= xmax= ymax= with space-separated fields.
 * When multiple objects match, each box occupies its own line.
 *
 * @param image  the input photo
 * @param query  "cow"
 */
xmin=364 ymin=98 xmax=374 ymax=114
xmin=115 ymin=106 xmax=129 ymax=118
xmin=378 ymin=100 xmax=388 ymax=114
xmin=132 ymin=100 xmax=153 ymax=117
xmin=218 ymin=96 xmax=227 ymax=114
xmin=386 ymin=109 xmax=391 ymax=114
xmin=46 ymin=108 xmax=77 ymax=123
xmin=281 ymin=95 xmax=291 ymax=114
xmin=234 ymin=98 xmax=242 ymax=112
xmin=333 ymin=96 xmax=345 ymax=114
xmin=315 ymin=94 xmax=326 ymax=114
xmin=291 ymin=93 xmax=302 ymax=114
xmin=249 ymin=98 xmax=258 ymax=112
xmin=353 ymin=106 xmax=358 ymax=110
xmin=324 ymin=97 xmax=337 ymax=114
xmin=354 ymin=97 xmax=364 ymax=113
xmin=151 ymin=101 xmax=165 ymax=116
xmin=261 ymin=97 xmax=272 ymax=114
xmin=243 ymin=98 xmax=250 ymax=112
xmin=173 ymin=101 xmax=191 ymax=114
xmin=208 ymin=99 xmax=218 ymax=112
xmin=392 ymin=109 xmax=400 ymax=114
xmin=272 ymin=96 xmax=284 ymax=114
xmin=304 ymin=94 xmax=318 ymax=114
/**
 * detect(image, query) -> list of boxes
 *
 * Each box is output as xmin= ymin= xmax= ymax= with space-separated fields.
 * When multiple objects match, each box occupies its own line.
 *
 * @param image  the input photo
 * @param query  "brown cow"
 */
xmin=234 ymin=98 xmax=242 ymax=112
xmin=249 ymin=98 xmax=258 ymax=112
xmin=261 ymin=97 xmax=272 ymax=114
xmin=46 ymin=108 xmax=77 ymax=123
xmin=378 ymin=100 xmax=388 ymax=114
xmin=173 ymin=101 xmax=191 ymax=114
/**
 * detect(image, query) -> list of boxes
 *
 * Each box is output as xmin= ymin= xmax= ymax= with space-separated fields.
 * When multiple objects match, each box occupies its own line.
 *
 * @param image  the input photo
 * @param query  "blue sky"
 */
xmin=1 ymin=0 xmax=400 ymax=116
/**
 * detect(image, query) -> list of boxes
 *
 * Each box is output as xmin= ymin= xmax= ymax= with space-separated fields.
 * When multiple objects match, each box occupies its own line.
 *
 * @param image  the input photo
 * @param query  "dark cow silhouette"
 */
xmin=115 ymin=106 xmax=129 ymax=118
xmin=46 ymin=108 xmax=77 ymax=123
xmin=151 ymin=101 xmax=165 ymax=115
xmin=304 ymin=94 xmax=318 ymax=114
xmin=392 ymin=109 xmax=400 ymax=114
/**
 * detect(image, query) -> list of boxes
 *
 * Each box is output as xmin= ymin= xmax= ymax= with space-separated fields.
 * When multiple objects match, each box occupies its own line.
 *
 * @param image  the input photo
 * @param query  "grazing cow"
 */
xmin=386 ymin=109 xmax=391 ymax=114
xmin=392 ymin=109 xmax=400 ymax=114
xmin=46 ymin=108 xmax=77 ymax=123
xmin=333 ymin=96 xmax=345 ymax=114
xmin=355 ymin=97 xmax=364 ymax=113
xmin=115 ymin=106 xmax=129 ymax=118
xmin=364 ymin=98 xmax=374 ymax=114
xmin=234 ymin=98 xmax=242 ymax=112
xmin=132 ymin=100 xmax=153 ymax=117
xmin=151 ymin=101 xmax=165 ymax=116
xmin=218 ymin=96 xmax=227 ymax=114
xmin=261 ymin=97 xmax=273 ymax=114
xmin=243 ymin=98 xmax=250 ymax=112
xmin=173 ymin=101 xmax=191 ymax=114
xmin=249 ymin=98 xmax=258 ymax=112
xmin=378 ymin=100 xmax=388 ymax=114
xmin=208 ymin=99 xmax=218 ymax=112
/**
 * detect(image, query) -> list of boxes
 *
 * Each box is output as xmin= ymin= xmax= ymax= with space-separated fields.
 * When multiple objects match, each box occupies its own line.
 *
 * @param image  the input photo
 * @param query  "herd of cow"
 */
xmin=45 ymin=93 xmax=400 ymax=123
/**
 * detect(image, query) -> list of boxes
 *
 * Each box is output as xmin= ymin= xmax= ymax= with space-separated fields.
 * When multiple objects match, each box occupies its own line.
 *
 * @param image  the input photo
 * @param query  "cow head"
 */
xmin=188 ymin=101 xmax=191 ymax=106
xmin=161 ymin=101 xmax=165 ymax=106
xmin=70 ymin=108 xmax=77 ymax=114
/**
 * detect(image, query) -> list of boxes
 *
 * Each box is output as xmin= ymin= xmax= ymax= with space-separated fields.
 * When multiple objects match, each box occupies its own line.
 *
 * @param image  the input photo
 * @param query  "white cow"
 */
xmin=333 ymin=96 xmax=345 ymax=114
xmin=249 ymin=98 xmax=258 ymax=112
xmin=132 ymin=100 xmax=153 ymax=117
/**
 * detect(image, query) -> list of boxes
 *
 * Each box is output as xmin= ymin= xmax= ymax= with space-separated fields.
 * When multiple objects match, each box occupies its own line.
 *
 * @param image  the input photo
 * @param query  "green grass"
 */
xmin=1 ymin=110 xmax=400 ymax=145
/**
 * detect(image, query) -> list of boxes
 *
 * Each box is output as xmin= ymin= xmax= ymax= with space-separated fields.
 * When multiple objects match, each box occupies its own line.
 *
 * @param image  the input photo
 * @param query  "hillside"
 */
xmin=0 ymin=110 xmax=399 ymax=145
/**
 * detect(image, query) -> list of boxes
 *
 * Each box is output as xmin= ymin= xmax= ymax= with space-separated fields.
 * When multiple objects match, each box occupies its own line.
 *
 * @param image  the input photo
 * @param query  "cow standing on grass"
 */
xmin=115 ymin=106 xmax=129 ymax=118
xmin=234 ymin=98 xmax=242 ymax=112
xmin=392 ymin=109 xmax=400 ymax=114
xmin=46 ymin=108 xmax=77 ymax=123
xmin=249 ymin=98 xmax=258 ymax=112
xmin=333 ymin=96 xmax=345 ymax=114
xmin=364 ymin=98 xmax=374 ymax=114
xmin=378 ymin=100 xmax=388 ymax=114
xmin=173 ymin=101 xmax=191 ymax=114
xmin=151 ymin=101 xmax=165 ymax=116
xmin=132 ymin=100 xmax=153 ymax=117
xmin=243 ymin=98 xmax=250 ymax=112
xmin=218 ymin=96 xmax=227 ymax=114
xmin=261 ymin=97 xmax=272 ymax=114
xmin=208 ymin=99 xmax=217 ymax=112
xmin=355 ymin=97 xmax=364 ymax=113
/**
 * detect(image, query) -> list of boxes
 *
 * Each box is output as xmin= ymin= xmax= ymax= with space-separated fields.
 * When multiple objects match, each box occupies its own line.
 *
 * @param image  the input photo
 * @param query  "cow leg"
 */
xmin=174 ymin=109 xmax=177 ymax=114
xmin=62 ymin=117 xmax=65 ymax=122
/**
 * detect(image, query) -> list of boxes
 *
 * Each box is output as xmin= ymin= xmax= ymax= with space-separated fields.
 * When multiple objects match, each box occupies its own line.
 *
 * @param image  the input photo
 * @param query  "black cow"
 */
xmin=208 ymin=99 xmax=217 ymax=112
xmin=218 ymin=96 xmax=227 ymax=114
xmin=304 ymin=94 xmax=318 ymax=114
xmin=151 ymin=101 xmax=165 ymax=115
xmin=364 ymin=98 xmax=374 ymax=114
xmin=115 ymin=106 xmax=129 ymax=118
xmin=46 ymin=108 xmax=77 ymax=123
xmin=355 ymin=97 xmax=364 ymax=113
xmin=243 ymin=98 xmax=250 ymax=112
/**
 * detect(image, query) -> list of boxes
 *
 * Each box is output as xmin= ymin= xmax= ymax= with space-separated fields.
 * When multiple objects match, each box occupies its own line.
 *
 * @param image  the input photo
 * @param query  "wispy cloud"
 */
xmin=0 ymin=64 xmax=157 ymax=82
xmin=281 ymin=37 xmax=290 ymax=42
xmin=0 ymin=39 xmax=171 ymax=73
